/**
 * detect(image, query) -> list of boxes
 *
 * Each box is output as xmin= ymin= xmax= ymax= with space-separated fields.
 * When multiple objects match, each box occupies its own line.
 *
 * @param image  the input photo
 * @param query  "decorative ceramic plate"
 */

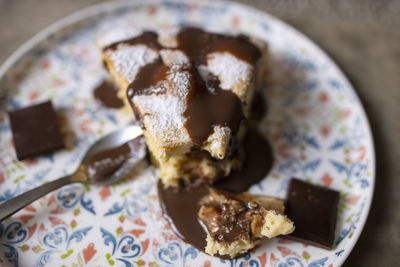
xmin=0 ymin=1 xmax=375 ymax=266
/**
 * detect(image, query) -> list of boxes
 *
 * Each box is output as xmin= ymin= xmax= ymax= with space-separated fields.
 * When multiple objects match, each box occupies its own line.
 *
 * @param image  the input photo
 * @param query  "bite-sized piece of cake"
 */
xmin=99 ymin=27 xmax=268 ymax=187
xmin=198 ymin=189 xmax=294 ymax=258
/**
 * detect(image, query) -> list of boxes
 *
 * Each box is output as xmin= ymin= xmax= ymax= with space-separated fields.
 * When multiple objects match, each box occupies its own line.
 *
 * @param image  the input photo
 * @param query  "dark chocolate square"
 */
xmin=285 ymin=178 xmax=339 ymax=249
xmin=8 ymin=101 xmax=64 ymax=160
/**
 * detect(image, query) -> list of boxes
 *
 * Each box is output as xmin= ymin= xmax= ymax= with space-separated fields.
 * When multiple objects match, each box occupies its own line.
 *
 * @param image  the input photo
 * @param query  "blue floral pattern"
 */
xmin=278 ymin=256 xmax=328 ymax=267
xmin=100 ymin=228 xmax=141 ymax=266
xmin=57 ymin=185 xmax=96 ymax=214
xmin=220 ymin=253 xmax=262 ymax=267
xmin=0 ymin=221 xmax=28 ymax=266
xmin=158 ymin=242 xmax=197 ymax=266
xmin=35 ymin=226 xmax=92 ymax=267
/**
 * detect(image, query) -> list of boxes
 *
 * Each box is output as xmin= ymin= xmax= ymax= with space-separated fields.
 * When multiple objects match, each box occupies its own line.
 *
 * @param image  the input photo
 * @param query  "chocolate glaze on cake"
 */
xmin=177 ymin=27 xmax=261 ymax=66
xmin=184 ymin=68 xmax=244 ymax=145
xmin=105 ymin=27 xmax=262 ymax=145
xmin=176 ymin=27 xmax=260 ymax=144
xmin=105 ymin=31 xmax=162 ymax=51
xmin=127 ymin=57 xmax=169 ymax=97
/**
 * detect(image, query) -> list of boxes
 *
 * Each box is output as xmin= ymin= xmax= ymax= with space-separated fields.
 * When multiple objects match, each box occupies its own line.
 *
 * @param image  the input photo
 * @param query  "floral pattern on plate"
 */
xmin=0 ymin=1 xmax=374 ymax=266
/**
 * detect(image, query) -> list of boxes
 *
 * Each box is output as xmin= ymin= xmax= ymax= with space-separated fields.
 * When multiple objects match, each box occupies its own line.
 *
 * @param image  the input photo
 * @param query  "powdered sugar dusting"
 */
xmin=160 ymin=49 xmax=190 ymax=69
xmin=134 ymin=94 xmax=188 ymax=144
xmin=157 ymin=27 xmax=179 ymax=48
xmin=166 ymin=70 xmax=191 ymax=98
xmin=207 ymin=52 xmax=252 ymax=92
xmin=208 ymin=125 xmax=231 ymax=141
xmin=106 ymin=44 xmax=158 ymax=83
xmin=204 ymin=126 xmax=231 ymax=159
xmin=132 ymin=69 xmax=191 ymax=144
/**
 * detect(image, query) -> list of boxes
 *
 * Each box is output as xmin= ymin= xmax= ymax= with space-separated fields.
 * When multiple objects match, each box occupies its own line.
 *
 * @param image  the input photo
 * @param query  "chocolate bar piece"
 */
xmin=285 ymin=178 xmax=339 ymax=249
xmin=8 ymin=101 xmax=64 ymax=160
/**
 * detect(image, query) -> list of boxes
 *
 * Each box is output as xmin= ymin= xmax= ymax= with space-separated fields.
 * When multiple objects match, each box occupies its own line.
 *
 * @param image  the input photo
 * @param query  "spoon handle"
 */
xmin=0 ymin=165 xmax=88 ymax=222
xmin=0 ymin=176 xmax=72 ymax=222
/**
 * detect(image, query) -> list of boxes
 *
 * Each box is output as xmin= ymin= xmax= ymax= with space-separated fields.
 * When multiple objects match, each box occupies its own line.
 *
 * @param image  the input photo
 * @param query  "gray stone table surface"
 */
xmin=0 ymin=0 xmax=399 ymax=266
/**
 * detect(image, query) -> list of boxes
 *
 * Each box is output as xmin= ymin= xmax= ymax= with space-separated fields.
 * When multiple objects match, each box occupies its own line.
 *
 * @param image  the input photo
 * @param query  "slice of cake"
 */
xmin=198 ymin=189 xmax=294 ymax=258
xmin=99 ymin=27 xmax=268 ymax=186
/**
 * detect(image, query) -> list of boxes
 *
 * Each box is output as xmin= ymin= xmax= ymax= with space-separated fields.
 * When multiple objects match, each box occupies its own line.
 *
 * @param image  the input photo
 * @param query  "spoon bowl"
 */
xmin=83 ymin=124 xmax=143 ymax=163
xmin=83 ymin=124 xmax=145 ymax=184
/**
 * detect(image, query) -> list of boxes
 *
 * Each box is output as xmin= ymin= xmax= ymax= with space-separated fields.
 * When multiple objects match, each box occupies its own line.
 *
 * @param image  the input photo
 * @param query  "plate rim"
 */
xmin=0 ymin=0 xmax=376 ymax=265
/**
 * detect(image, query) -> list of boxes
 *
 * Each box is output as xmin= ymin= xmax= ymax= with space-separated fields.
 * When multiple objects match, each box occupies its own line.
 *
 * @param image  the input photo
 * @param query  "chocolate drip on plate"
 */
xmin=93 ymin=81 xmax=124 ymax=109
xmin=158 ymin=182 xmax=209 ymax=250
xmin=214 ymin=129 xmax=273 ymax=193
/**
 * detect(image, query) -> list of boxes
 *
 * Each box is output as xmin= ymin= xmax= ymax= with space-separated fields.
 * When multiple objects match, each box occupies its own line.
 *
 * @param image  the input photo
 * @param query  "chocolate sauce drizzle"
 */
xmin=176 ymin=28 xmax=261 ymax=144
xmin=105 ymin=27 xmax=261 ymax=145
xmin=127 ymin=58 xmax=169 ymax=97
xmin=183 ymin=69 xmax=244 ymax=145
xmin=177 ymin=27 xmax=261 ymax=66
xmin=105 ymin=31 xmax=162 ymax=51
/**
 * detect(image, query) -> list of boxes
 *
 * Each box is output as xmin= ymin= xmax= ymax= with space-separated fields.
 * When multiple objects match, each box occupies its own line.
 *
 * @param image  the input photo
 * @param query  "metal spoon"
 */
xmin=0 ymin=125 xmax=145 ymax=222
